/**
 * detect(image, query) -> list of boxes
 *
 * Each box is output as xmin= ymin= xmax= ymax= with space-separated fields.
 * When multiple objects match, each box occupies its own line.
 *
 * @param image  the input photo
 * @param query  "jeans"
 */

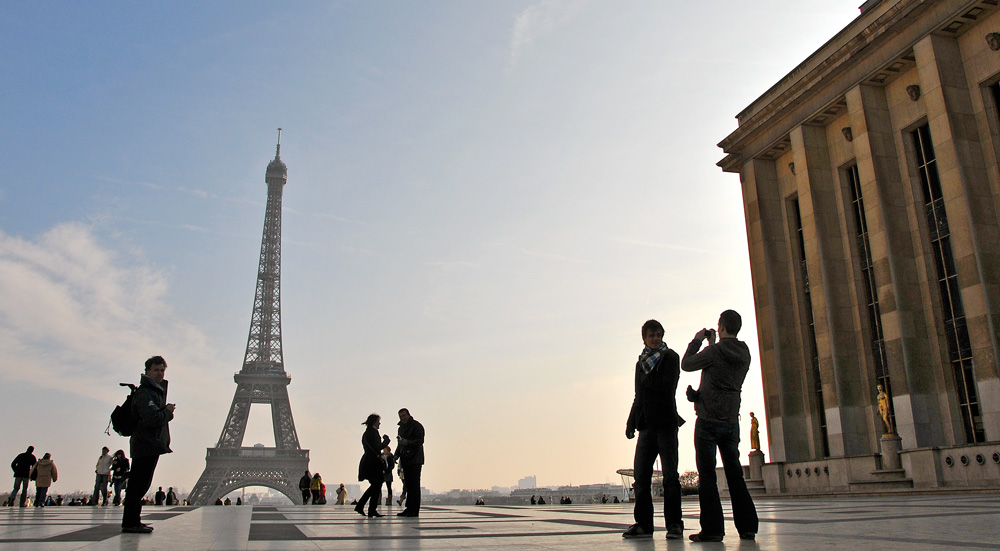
xmin=301 ymin=489 xmax=311 ymax=505
xmin=122 ymin=456 xmax=158 ymax=528
xmin=10 ymin=477 xmax=29 ymax=506
xmin=93 ymin=473 xmax=110 ymax=505
xmin=113 ymin=479 xmax=127 ymax=505
xmin=694 ymin=418 xmax=758 ymax=536
xmin=34 ymin=486 xmax=48 ymax=507
xmin=401 ymin=464 xmax=421 ymax=513
xmin=633 ymin=426 xmax=683 ymax=532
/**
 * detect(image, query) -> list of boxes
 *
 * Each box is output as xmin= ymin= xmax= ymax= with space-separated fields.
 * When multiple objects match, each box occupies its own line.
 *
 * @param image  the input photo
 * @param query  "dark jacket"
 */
xmin=396 ymin=418 xmax=425 ymax=466
xmin=111 ymin=456 xmax=130 ymax=482
xmin=383 ymin=453 xmax=396 ymax=482
xmin=299 ymin=474 xmax=312 ymax=491
xmin=358 ymin=426 xmax=389 ymax=482
xmin=682 ymin=337 xmax=751 ymax=423
xmin=627 ymin=346 xmax=685 ymax=433
xmin=10 ymin=452 xmax=36 ymax=478
xmin=130 ymin=374 xmax=173 ymax=458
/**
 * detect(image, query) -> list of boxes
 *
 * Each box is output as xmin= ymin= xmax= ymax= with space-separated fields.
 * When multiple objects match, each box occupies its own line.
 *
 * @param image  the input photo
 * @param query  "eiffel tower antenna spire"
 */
xmin=188 ymin=132 xmax=308 ymax=505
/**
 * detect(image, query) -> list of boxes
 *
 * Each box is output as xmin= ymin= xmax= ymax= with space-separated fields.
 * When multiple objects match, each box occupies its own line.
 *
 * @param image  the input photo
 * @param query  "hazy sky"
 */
xmin=0 ymin=1 xmax=860 ymax=496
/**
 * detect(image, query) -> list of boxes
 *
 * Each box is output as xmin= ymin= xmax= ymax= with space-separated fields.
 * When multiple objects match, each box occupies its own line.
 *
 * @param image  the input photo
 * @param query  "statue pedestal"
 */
xmin=748 ymin=450 xmax=765 ymax=480
xmin=879 ymin=434 xmax=902 ymax=470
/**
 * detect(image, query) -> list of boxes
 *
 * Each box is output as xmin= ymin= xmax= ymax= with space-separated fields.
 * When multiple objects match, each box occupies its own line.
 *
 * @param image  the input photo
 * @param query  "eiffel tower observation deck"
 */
xmin=187 ymin=130 xmax=309 ymax=505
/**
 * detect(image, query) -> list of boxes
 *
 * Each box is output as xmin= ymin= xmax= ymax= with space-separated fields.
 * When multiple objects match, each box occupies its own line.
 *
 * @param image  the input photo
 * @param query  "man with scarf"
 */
xmin=623 ymin=319 xmax=685 ymax=539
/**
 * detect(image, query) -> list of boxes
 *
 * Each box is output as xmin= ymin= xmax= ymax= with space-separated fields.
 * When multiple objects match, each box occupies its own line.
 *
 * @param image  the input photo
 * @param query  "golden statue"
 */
xmin=877 ymin=384 xmax=894 ymax=435
xmin=749 ymin=412 xmax=760 ymax=451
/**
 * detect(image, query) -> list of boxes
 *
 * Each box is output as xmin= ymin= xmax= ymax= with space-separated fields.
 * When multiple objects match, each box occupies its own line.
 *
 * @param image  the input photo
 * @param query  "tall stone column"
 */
xmin=742 ymin=157 xmax=813 ymax=462
xmin=914 ymin=34 xmax=1000 ymax=442
xmin=845 ymin=83 xmax=946 ymax=449
xmin=789 ymin=124 xmax=873 ymax=457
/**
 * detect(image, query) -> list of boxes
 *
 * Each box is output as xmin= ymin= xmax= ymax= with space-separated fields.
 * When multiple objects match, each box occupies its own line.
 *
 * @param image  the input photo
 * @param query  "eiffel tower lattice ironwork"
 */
xmin=188 ymin=130 xmax=309 ymax=505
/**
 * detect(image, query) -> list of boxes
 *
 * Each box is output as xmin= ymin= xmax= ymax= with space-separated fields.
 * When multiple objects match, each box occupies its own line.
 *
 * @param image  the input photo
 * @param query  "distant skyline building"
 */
xmin=518 ymin=475 xmax=537 ymax=489
xmin=187 ymin=130 xmax=310 ymax=504
xmin=718 ymin=0 xmax=1000 ymax=493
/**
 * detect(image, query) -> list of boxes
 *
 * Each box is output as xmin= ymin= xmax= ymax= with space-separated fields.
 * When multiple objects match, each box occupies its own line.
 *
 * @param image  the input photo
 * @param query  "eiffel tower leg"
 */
xmin=217 ymin=383 xmax=254 ymax=449
xmin=271 ymin=386 xmax=300 ymax=450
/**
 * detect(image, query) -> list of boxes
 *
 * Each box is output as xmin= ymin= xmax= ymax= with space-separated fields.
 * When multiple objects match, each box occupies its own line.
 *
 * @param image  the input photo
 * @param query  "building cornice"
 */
xmin=717 ymin=0 xmax=990 ymax=173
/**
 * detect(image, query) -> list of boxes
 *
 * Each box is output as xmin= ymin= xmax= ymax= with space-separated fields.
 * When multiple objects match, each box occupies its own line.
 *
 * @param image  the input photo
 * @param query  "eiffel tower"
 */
xmin=188 ymin=130 xmax=309 ymax=505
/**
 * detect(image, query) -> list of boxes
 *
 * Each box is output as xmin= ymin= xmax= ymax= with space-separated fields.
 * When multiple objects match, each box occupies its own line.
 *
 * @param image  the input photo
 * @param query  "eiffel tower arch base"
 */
xmin=187 ymin=448 xmax=309 ymax=505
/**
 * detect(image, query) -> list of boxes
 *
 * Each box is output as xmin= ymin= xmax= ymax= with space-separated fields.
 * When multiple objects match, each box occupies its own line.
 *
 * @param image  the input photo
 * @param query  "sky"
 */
xmin=0 ymin=1 xmax=861 ymax=497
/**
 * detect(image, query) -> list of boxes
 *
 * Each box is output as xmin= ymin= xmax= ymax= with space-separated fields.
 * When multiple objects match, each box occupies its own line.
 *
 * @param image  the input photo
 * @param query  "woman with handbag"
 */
xmin=31 ymin=453 xmax=58 ymax=507
xmin=355 ymin=413 xmax=390 ymax=517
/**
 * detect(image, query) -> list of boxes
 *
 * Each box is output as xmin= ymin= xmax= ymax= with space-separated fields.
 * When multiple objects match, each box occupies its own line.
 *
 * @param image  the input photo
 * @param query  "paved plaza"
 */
xmin=0 ymin=494 xmax=998 ymax=550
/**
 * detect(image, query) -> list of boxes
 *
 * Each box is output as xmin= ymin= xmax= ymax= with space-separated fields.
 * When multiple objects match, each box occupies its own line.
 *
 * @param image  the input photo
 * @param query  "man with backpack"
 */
xmin=121 ymin=356 xmax=175 ymax=534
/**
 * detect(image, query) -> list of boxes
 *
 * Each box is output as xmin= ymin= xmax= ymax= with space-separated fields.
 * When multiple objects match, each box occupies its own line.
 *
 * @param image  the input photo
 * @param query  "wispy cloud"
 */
xmin=0 ymin=223 xmax=221 ymax=401
xmin=609 ymin=236 xmax=712 ymax=254
xmin=509 ymin=0 xmax=584 ymax=68
xmin=516 ymin=247 xmax=585 ymax=263
xmin=96 ymin=176 xmax=163 ymax=190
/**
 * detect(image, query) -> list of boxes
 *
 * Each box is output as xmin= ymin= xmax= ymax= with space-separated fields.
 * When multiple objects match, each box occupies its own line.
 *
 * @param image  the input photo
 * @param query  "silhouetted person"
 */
xmin=9 ymin=446 xmax=36 ymax=507
xmin=382 ymin=447 xmax=395 ymax=506
xmin=623 ymin=319 xmax=685 ymax=540
xmin=121 ymin=356 xmax=175 ymax=534
xmin=111 ymin=450 xmax=130 ymax=506
xmin=355 ymin=413 xmax=390 ymax=517
xmin=394 ymin=408 xmax=424 ymax=517
xmin=682 ymin=310 xmax=758 ymax=542
xmin=299 ymin=470 xmax=312 ymax=505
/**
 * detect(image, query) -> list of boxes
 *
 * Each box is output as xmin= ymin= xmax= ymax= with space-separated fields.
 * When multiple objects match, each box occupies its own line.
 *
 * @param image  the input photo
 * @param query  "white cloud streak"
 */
xmin=509 ymin=0 xmax=585 ymax=68
xmin=0 ymin=223 xmax=219 ymax=400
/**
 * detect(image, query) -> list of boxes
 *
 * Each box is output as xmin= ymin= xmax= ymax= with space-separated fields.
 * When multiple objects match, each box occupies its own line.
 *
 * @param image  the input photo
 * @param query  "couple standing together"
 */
xmin=356 ymin=408 xmax=424 ymax=518
xmin=624 ymin=310 xmax=758 ymax=543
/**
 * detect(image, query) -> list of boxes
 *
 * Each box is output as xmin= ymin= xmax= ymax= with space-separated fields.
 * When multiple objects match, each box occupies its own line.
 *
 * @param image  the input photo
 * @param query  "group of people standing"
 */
xmin=6 ymin=355 xmax=172 ymax=527
xmin=91 ymin=447 xmax=132 ymax=506
xmin=355 ymin=408 xmax=424 ymax=518
xmin=298 ymin=471 xmax=347 ymax=505
xmin=8 ymin=446 xmax=57 ymax=508
xmin=623 ymin=309 xmax=758 ymax=543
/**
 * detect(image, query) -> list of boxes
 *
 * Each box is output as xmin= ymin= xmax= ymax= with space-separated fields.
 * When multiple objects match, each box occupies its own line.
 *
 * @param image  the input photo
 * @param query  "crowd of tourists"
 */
xmin=4 ymin=444 xmax=186 ymax=509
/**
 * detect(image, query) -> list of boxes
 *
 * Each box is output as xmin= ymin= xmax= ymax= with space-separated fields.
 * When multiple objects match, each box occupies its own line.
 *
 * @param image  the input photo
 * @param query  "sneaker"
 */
xmin=622 ymin=524 xmax=653 ymax=538
xmin=689 ymin=532 xmax=724 ymax=542
xmin=666 ymin=524 xmax=684 ymax=539
xmin=739 ymin=532 xmax=755 ymax=540
xmin=121 ymin=525 xmax=154 ymax=534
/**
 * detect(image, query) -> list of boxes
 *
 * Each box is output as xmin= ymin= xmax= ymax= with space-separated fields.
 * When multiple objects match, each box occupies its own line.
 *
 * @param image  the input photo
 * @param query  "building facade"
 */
xmin=718 ymin=0 xmax=1000 ymax=493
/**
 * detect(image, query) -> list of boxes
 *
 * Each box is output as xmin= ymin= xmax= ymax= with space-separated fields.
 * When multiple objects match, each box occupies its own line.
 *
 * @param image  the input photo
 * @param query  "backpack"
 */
xmin=106 ymin=383 xmax=138 ymax=436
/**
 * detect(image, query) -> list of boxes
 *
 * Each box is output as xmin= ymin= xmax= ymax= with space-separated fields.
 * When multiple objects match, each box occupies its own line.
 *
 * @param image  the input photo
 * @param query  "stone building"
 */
xmin=718 ymin=0 xmax=1000 ymax=493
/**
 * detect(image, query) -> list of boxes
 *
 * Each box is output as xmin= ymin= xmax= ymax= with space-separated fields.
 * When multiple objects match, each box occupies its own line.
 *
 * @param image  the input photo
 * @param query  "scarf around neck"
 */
xmin=639 ymin=342 xmax=668 ymax=374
